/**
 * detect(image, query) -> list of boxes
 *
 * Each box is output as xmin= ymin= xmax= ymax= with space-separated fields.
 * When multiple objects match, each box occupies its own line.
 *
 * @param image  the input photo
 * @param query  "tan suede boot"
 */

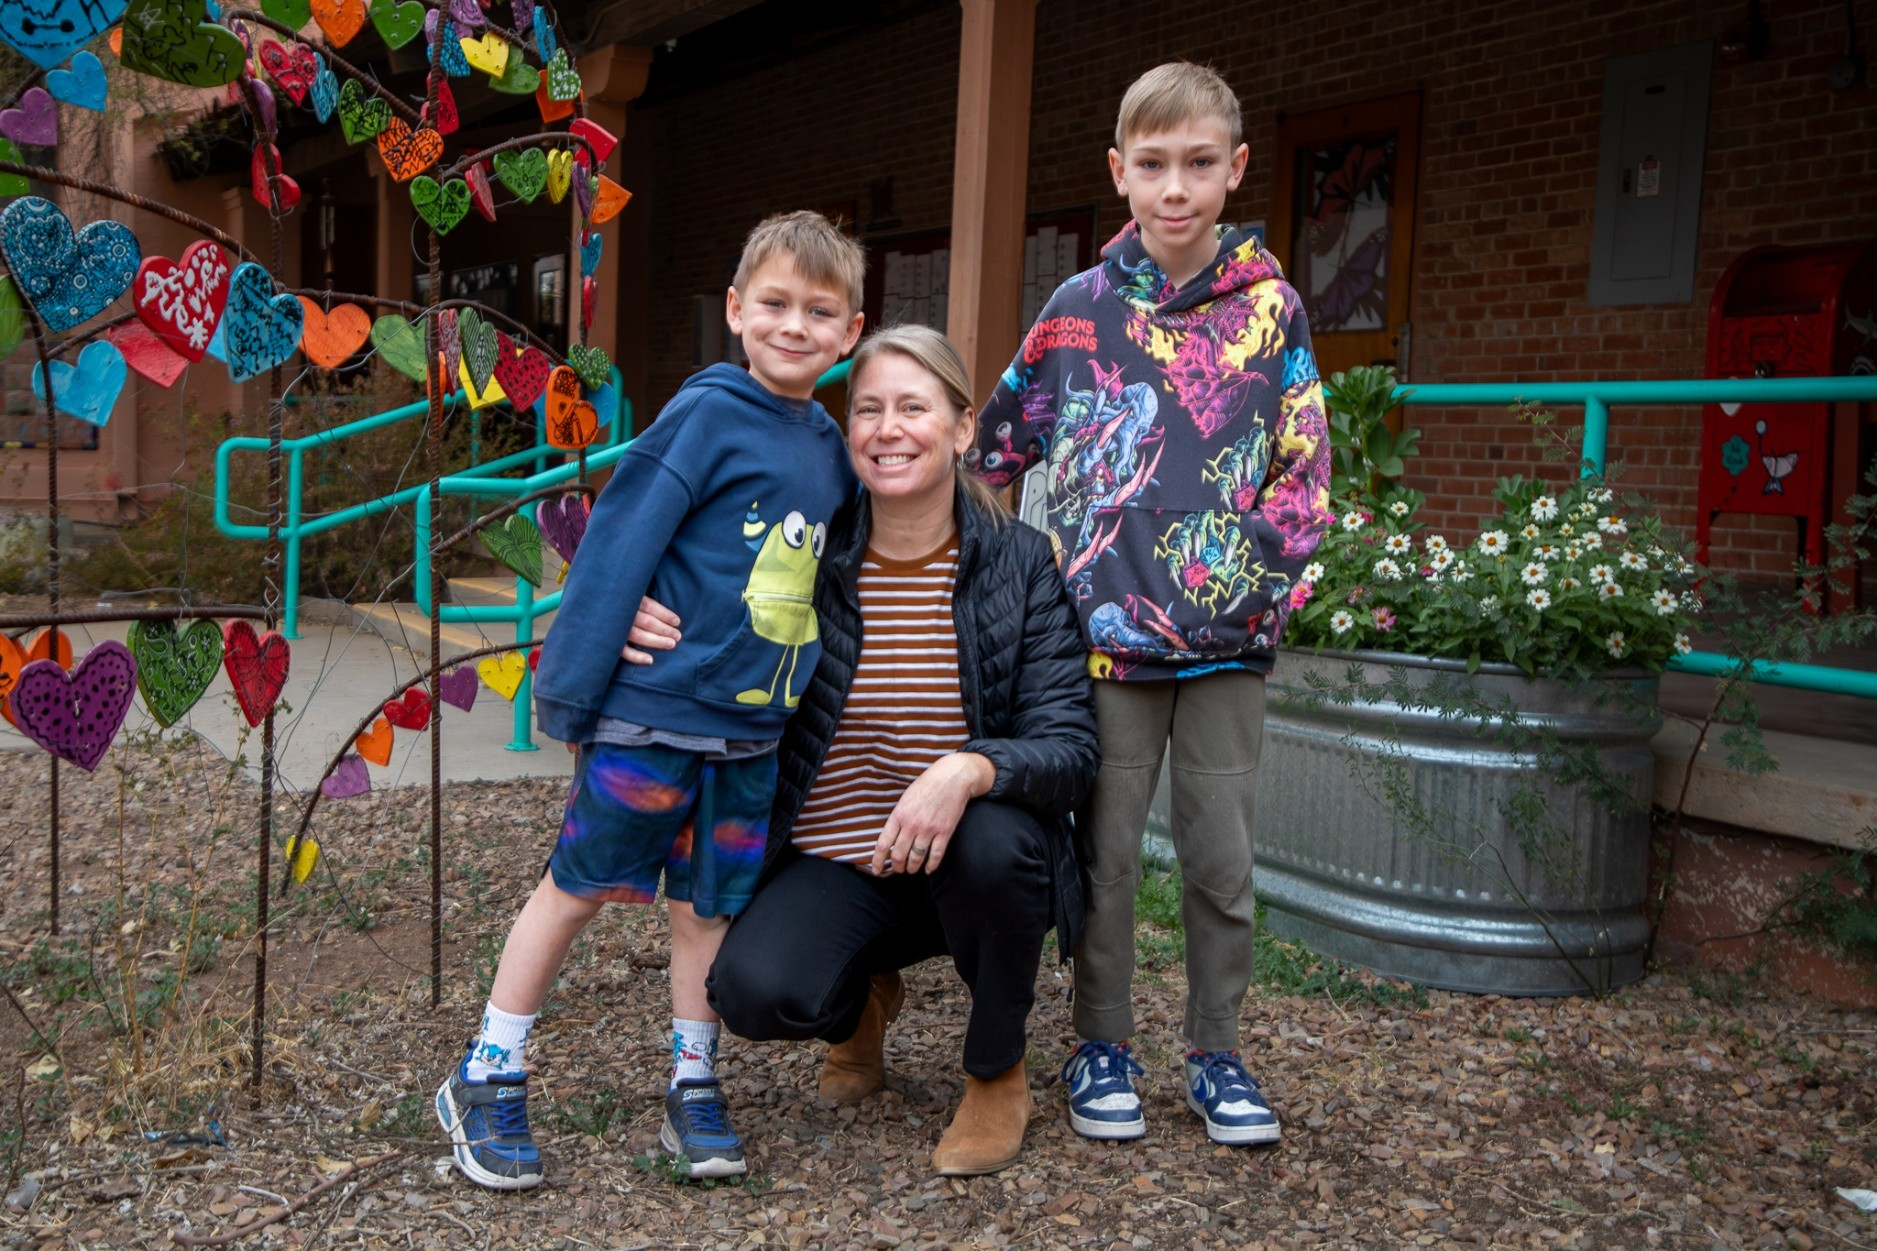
xmin=818 ymin=972 xmax=905 ymax=1103
xmin=931 ymin=1062 xmax=1032 ymax=1176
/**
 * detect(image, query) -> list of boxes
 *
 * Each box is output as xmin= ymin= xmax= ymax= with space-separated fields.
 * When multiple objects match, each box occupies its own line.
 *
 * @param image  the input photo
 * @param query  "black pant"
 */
xmin=707 ymin=800 xmax=1053 ymax=1078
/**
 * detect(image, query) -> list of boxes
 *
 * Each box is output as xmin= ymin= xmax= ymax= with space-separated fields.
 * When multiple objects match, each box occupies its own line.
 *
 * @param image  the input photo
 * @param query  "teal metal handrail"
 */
xmin=1393 ymin=375 xmax=1877 ymax=699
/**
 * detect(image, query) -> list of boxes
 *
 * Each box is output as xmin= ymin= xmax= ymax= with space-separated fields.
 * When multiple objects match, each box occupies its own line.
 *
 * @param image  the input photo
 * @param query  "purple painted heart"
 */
xmin=9 ymin=641 xmax=137 ymax=772
xmin=0 ymin=87 xmax=57 ymax=148
xmin=437 ymin=666 xmax=478 ymax=712
xmin=322 ymin=753 xmax=370 ymax=798
xmin=536 ymin=493 xmax=590 ymax=566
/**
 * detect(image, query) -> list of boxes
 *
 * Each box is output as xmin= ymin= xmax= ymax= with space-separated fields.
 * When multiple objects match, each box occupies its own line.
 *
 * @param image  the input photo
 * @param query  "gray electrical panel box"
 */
xmin=1587 ymin=41 xmax=1713 ymax=306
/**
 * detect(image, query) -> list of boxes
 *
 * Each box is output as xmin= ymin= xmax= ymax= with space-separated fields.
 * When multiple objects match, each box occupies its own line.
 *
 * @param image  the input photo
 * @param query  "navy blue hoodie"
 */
xmin=534 ymin=363 xmax=857 ymax=744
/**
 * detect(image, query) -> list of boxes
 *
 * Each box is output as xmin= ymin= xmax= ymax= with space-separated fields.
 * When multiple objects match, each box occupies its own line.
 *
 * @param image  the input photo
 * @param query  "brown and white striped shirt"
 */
xmin=791 ymin=542 xmax=970 ymax=864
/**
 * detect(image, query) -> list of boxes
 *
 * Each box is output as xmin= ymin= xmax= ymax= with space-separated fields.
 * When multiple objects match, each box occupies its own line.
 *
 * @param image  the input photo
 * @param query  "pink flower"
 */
xmin=1371 ymin=606 xmax=1396 ymax=632
xmin=1288 ymin=581 xmax=1315 ymax=609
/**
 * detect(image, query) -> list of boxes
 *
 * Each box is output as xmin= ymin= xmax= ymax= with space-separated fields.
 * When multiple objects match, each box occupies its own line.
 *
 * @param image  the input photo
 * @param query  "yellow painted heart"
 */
xmin=459 ymin=357 xmax=508 ymax=410
xmin=459 ymin=32 xmax=510 ymax=77
xmin=283 ymin=834 xmax=321 ymax=884
xmin=546 ymin=149 xmax=572 ymax=204
xmin=477 ymin=651 xmax=527 ymax=701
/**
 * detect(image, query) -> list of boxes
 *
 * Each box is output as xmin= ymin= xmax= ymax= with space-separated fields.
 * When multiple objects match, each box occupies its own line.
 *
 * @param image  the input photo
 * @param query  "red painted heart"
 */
xmin=222 ymin=619 xmax=291 ymax=727
xmin=108 ymin=320 xmax=189 ymax=387
xmin=568 ymin=117 xmax=616 ymax=168
xmin=384 ymin=686 xmax=431 ymax=730
xmin=252 ymin=143 xmax=302 ymax=210
xmin=466 ymin=160 xmax=496 ymax=222
xmin=259 ymin=39 xmax=317 ymax=105
xmin=423 ymin=74 xmax=459 ymax=136
xmin=491 ymin=332 xmax=551 ymax=410
xmin=133 ymin=240 xmax=232 ymax=362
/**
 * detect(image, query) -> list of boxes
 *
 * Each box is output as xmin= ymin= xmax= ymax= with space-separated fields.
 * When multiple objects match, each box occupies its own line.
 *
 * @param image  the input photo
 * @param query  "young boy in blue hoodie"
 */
xmin=972 ymin=64 xmax=1334 ymax=1147
xmin=437 ymin=211 xmax=864 ymax=1188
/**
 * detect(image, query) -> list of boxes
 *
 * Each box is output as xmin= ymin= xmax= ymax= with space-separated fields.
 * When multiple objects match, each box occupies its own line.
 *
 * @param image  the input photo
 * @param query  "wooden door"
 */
xmin=1269 ymin=92 xmax=1421 ymax=383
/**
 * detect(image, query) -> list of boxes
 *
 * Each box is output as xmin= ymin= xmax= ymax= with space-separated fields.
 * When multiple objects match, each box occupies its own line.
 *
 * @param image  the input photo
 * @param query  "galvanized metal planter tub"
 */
xmin=1252 ymin=647 xmax=1661 ymax=996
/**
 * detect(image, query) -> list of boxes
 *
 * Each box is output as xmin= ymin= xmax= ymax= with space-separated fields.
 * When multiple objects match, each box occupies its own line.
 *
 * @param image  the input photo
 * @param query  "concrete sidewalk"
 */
xmin=0 ymin=608 xmax=574 ymax=795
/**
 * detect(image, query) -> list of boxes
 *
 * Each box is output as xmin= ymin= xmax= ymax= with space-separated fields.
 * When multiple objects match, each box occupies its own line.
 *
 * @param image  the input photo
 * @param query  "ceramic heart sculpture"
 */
xmin=127 ymin=618 xmax=223 ymax=728
xmin=378 ymin=118 xmax=444 ymax=182
xmin=0 ymin=0 xmax=127 ymax=70
xmin=384 ymin=686 xmax=431 ymax=730
xmin=482 ymin=513 xmax=543 ymax=586
xmin=437 ymin=308 xmax=461 ymax=381
xmin=223 ymin=262 xmax=305 ymax=382
xmin=488 ymin=54 xmax=538 ymax=94
xmin=579 ymin=230 xmax=602 ymax=274
xmin=321 ymin=754 xmax=369 ymax=798
xmin=46 ymin=51 xmax=109 ymax=111
xmin=263 ymin=0 xmax=312 ymax=23
xmin=410 ymin=175 xmax=471 ymax=234
xmin=458 ymin=356 xmax=506 ymax=408
xmin=512 ymin=0 xmax=535 ymax=31
xmin=533 ymin=75 xmax=574 ymax=121
xmin=448 ymin=0 xmax=482 ymax=28
xmin=424 ymin=74 xmax=459 ymax=136
xmin=543 ymin=48 xmax=580 ymax=101
xmin=370 ymin=313 xmax=427 ymax=381
xmin=251 ymin=143 xmax=302 ymax=210
xmin=120 ymin=0 xmax=245 ymax=87
xmin=0 ymin=140 xmax=28 ymax=197
xmin=32 ymin=340 xmax=126 ymax=426
xmin=536 ymin=493 xmax=590 ymax=566
xmin=259 ymin=39 xmax=316 ymax=105
xmin=433 ymin=17 xmax=472 ymax=76
xmin=0 ymin=276 xmax=22 ymax=358
xmin=581 ymin=275 xmax=595 ymax=331
xmin=283 ymin=833 xmax=320 ymax=881
xmin=458 ymin=308 xmax=499 ymax=392
xmin=337 ymin=78 xmax=390 ymax=145
xmin=492 ymin=148 xmax=547 ymax=202
xmin=1 ymin=88 xmax=57 ymax=148
xmin=491 ymin=333 xmax=551 ymax=410
xmin=437 ymin=666 xmax=478 ymax=712
xmin=545 ymin=148 xmax=571 ymax=203
xmin=0 ymin=629 xmax=65 ymax=728
xmin=566 ymin=343 xmax=610 ymax=391
xmin=10 ymin=642 xmax=137 ymax=772
xmin=571 ymin=160 xmax=592 ymax=218
xmin=368 ymin=0 xmax=423 ymax=49
xmin=590 ymin=176 xmax=631 ymax=225
xmin=134 ymin=240 xmax=231 ymax=361
xmin=547 ymin=397 xmax=597 ymax=450
xmin=532 ymin=6 xmax=555 ymax=61
xmin=299 ymin=299 xmax=371 ymax=368
xmin=309 ymin=55 xmax=338 ymax=123
xmin=108 ymin=320 xmax=189 ymax=388
xmin=569 ymin=117 xmax=618 ymax=166
xmin=222 ymin=619 xmax=290 ymax=726
xmin=0 ymin=196 xmax=140 ymax=333
xmin=0 ymin=633 xmax=23 ymax=723
xmin=476 ymin=651 xmax=526 ymax=701
xmin=465 ymin=160 xmax=496 ymax=221
xmin=459 ymin=31 xmax=509 ymax=76
xmin=310 ymin=0 xmax=366 ymax=45
xmin=355 ymin=715 xmax=393 ymax=766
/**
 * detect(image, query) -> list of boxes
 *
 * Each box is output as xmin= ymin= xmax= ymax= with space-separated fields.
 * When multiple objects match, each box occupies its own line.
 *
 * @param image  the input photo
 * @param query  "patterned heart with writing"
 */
xmin=259 ymin=39 xmax=316 ymax=105
xmin=251 ymin=142 xmax=302 ymax=210
xmin=545 ymin=148 xmax=571 ymax=203
xmin=338 ymin=79 xmax=390 ymax=145
xmin=223 ymin=261 xmax=305 ymax=383
xmin=437 ymin=307 xmax=461 ymax=381
xmin=0 ymin=195 xmax=140 ymax=333
xmin=567 ymin=343 xmax=611 ymax=391
xmin=492 ymin=148 xmax=548 ymax=202
xmin=298 ymin=299 xmax=371 ymax=368
xmin=134 ymin=240 xmax=230 ymax=361
xmin=482 ymin=513 xmax=543 ymax=587
xmin=0 ymin=0 xmax=127 ymax=70
xmin=448 ymin=0 xmax=483 ymax=27
xmin=222 ymin=619 xmax=291 ymax=726
xmin=33 ymin=339 xmax=126 ymax=426
xmin=536 ymin=492 xmax=590 ymax=566
xmin=543 ymin=48 xmax=580 ymax=101
xmin=532 ymin=6 xmax=555 ymax=61
xmin=127 ymin=618 xmax=223 ymax=728
xmin=571 ymin=160 xmax=592 ymax=217
xmin=10 ymin=641 xmax=137 ymax=772
xmin=492 ymin=332 xmax=551 ymax=410
xmin=433 ymin=16 xmax=472 ymax=76
xmin=310 ymin=54 xmax=338 ymax=123
xmin=120 ymin=0 xmax=245 ymax=87
xmin=369 ymin=313 xmax=427 ymax=381
xmin=379 ymin=118 xmax=444 ymax=182
xmin=458 ymin=307 xmax=499 ymax=392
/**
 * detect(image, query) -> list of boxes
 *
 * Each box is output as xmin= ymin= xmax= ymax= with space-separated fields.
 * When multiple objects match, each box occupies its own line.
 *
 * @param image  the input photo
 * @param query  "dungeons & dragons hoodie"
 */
xmin=533 ymin=363 xmax=856 ymax=743
xmin=972 ymin=223 xmax=1334 ymax=680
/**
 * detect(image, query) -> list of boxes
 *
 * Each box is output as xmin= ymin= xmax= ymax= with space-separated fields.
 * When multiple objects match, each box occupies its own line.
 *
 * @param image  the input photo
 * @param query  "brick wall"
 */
xmin=630 ymin=0 xmax=1877 ymax=574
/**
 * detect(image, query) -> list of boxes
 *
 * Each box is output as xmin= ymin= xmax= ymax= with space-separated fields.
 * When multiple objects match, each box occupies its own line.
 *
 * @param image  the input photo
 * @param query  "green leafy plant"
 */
xmin=1322 ymin=365 xmax=1420 ymax=496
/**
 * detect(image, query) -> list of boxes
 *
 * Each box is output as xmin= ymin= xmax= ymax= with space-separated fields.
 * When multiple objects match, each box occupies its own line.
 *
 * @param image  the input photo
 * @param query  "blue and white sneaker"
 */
xmin=435 ymin=1063 xmax=545 ymax=1190
xmin=659 ymin=1080 xmax=747 ymax=1179
xmin=1060 ymin=1040 xmax=1146 ymax=1140
xmin=1184 ymin=1050 xmax=1280 ymax=1145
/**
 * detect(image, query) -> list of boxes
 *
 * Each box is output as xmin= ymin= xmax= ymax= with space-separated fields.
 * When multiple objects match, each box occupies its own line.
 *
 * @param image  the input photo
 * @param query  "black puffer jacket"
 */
xmin=766 ymin=483 xmax=1100 ymax=958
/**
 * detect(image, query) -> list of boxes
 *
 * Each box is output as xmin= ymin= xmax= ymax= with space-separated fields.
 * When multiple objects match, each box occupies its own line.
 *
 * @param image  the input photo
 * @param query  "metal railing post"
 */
xmin=1581 ymin=395 xmax=1608 ymax=479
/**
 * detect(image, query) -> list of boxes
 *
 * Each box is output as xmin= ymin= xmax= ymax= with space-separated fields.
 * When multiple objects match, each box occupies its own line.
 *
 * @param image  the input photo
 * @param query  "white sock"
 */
xmin=465 ymin=1003 xmax=535 ymax=1082
xmin=670 ymin=1018 xmax=720 ymax=1088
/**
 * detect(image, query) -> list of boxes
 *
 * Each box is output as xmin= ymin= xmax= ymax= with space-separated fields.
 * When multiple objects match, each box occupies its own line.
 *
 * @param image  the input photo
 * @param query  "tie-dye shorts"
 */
xmin=548 ymin=742 xmax=777 ymax=916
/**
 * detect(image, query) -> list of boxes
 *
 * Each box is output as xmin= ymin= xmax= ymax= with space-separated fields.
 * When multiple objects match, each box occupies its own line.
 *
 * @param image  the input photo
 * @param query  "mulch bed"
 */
xmin=0 ymin=736 xmax=1871 ymax=1250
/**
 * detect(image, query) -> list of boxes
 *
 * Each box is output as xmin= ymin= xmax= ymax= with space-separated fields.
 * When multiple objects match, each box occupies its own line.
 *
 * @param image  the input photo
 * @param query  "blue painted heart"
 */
xmin=579 ymin=230 xmax=602 ymax=274
xmin=222 ymin=262 xmax=305 ymax=382
xmin=46 ymin=51 xmax=108 ymax=111
xmin=433 ymin=16 xmax=471 ymax=76
xmin=532 ymin=5 xmax=555 ymax=62
xmin=0 ymin=0 xmax=127 ymax=70
xmin=310 ymin=54 xmax=338 ymax=123
xmin=32 ymin=340 xmax=126 ymax=427
xmin=0 ymin=196 xmax=140 ymax=333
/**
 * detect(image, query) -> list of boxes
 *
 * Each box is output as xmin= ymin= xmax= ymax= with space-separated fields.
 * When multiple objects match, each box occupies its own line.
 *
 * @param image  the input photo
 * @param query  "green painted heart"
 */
xmin=261 ymin=0 xmax=312 ymax=27
xmin=0 ymin=276 xmax=24 ymax=360
xmin=127 ymin=618 xmax=224 ymax=728
xmin=543 ymin=49 xmax=582 ymax=101
xmin=481 ymin=513 xmax=543 ymax=587
xmin=368 ymin=0 xmax=425 ymax=49
xmin=0 ymin=140 xmax=29 ymax=197
xmin=567 ymin=343 xmax=611 ymax=391
xmin=491 ymin=148 xmax=548 ymax=202
xmin=120 ymin=0 xmax=246 ymax=87
xmin=338 ymin=79 xmax=391 ymax=145
xmin=410 ymin=176 xmax=471 ymax=235
xmin=458 ymin=308 xmax=499 ymax=394
xmin=370 ymin=314 xmax=428 ymax=382
xmin=487 ymin=56 xmax=540 ymax=95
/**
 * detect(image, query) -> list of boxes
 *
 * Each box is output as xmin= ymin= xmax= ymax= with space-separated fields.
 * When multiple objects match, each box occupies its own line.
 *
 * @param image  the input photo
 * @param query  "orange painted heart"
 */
xmin=589 ymin=176 xmax=630 ymax=225
xmin=222 ymin=620 xmax=290 ymax=727
xmin=3 ymin=630 xmax=71 ymax=728
xmin=547 ymin=398 xmax=598 ymax=450
xmin=27 ymin=629 xmax=72 ymax=668
xmin=544 ymin=363 xmax=581 ymax=423
xmin=376 ymin=117 xmax=444 ymax=182
xmin=383 ymin=686 xmax=431 ymax=730
xmin=534 ymin=78 xmax=575 ymax=124
xmin=354 ymin=715 xmax=393 ymax=766
xmin=298 ymin=299 xmax=371 ymax=368
xmin=310 ymin=0 xmax=367 ymax=46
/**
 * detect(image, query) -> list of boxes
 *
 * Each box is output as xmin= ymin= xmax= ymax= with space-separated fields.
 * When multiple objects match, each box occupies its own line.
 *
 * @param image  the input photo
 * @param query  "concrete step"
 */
xmin=348 ymin=601 xmax=503 ymax=658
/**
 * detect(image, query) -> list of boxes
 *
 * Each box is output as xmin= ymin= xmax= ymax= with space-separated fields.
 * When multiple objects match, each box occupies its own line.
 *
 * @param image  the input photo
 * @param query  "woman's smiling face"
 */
xmin=847 ymin=350 xmax=974 ymax=504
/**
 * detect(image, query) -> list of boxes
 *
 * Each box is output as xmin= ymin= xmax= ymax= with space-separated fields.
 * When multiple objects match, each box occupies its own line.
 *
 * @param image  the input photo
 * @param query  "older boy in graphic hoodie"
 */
xmin=971 ymin=63 xmax=1333 ymax=1147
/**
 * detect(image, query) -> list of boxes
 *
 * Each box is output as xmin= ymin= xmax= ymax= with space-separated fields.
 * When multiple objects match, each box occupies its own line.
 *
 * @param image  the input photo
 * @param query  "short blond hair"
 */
xmin=1114 ymin=61 xmax=1243 ymax=152
xmin=732 ymin=210 xmax=867 ymax=316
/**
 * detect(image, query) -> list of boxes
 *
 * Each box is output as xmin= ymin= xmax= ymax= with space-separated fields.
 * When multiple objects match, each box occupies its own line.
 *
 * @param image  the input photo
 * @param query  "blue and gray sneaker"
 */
xmin=1184 ymin=1049 xmax=1280 ymax=1145
xmin=659 ymin=1080 xmax=747 ymax=1179
xmin=1060 ymin=1039 xmax=1146 ymax=1140
xmin=435 ymin=1063 xmax=544 ymax=1190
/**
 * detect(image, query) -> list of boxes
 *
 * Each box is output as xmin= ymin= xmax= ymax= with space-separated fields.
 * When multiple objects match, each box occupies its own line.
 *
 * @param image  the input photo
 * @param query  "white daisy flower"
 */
xmin=1424 ymin=534 xmax=1449 ymax=554
xmin=1649 ymin=545 xmax=1665 ymax=559
xmin=1526 ymin=588 xmax=1552 ymax=611
xmin=1559 ymin=576 xmax=1582 ymax=592
xmin=1520 ymin=523 xmax=1542 ymax=540
xmin=1478 ymin=530 xmax=1510 ymax=555
xmin=1302 ymin=561 xmax=1325 ymax=583
xmin=1599 ymin=581 xmax=1625 ymax=600
xmin=1652 ymin=588 xmax=1678 ymax=615
xmin=1576 ymin=502 xmax=1598 ymax=519
xmin=1558 ymin=523 xmax=1575 ymax=537
xmin=1384 ymin=533 xmax=1413 ymax=555
xmin=1520 ymin=562 xmax=1548 ymax=586
xmin=1591 ymin=486 xmax=1614 ymax=504
xmin=1372 ymin=558 xmax=1403 ymax=581
xmin=1535 ymin=543 xmax=1563 ymax=562
xmin=1429 ymin=549 xmax=1454 ymax=571
xmin=1565 ymin=544 xmax=1583 ymax=560
xmin=1531 ymin=496 xmax=1559 ymax=522
xmin=1590 ymin=564 xmax=1615 ymax=584
xmin=1682 ymin=592 xmax=1702 ymax=614
xmin=1620 ymin=551 xmax=1648 ymax=572
xmin=1388 ymin=500 xmax=1410 ymax=517
xmin=1605 ymin=631 xmax=1628 ymax=659
xmin=1449 ymin=566 xmax=1472 ymax=584
xmin=1597 ymin=515 xmax=1628 ymax=537
xmin=1674 ymin=633 xmax=1693 ymax=655
xmin=1480 ymin=595 xmax=1500 ymax=612
xmin=1674 ymin=556 xmax=1695 ymax=575
xmin=1581 ymin=532 xmax=1603 ymax=551
xmin=1330 ymin=610 xmax=1355 ymax=634
xmin=1341 ymin=511 xmax=1367 ymax=532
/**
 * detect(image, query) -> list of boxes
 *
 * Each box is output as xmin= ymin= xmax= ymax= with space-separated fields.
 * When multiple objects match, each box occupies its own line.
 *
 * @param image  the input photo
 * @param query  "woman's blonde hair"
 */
xmin=848 ymin=324 xmax=1009 ymax=524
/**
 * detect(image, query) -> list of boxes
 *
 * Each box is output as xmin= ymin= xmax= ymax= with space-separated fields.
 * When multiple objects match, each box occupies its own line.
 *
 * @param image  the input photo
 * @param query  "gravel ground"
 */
xmin=0 ymin=734 xmax=1872 ymax=1251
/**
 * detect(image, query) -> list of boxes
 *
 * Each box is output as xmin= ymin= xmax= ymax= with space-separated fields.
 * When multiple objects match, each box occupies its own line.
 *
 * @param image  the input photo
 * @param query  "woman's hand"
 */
xmin=871 ymin=752 xmax=996 ymax=877
xmin=619 ymin=596 xmax=682 ymax=664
